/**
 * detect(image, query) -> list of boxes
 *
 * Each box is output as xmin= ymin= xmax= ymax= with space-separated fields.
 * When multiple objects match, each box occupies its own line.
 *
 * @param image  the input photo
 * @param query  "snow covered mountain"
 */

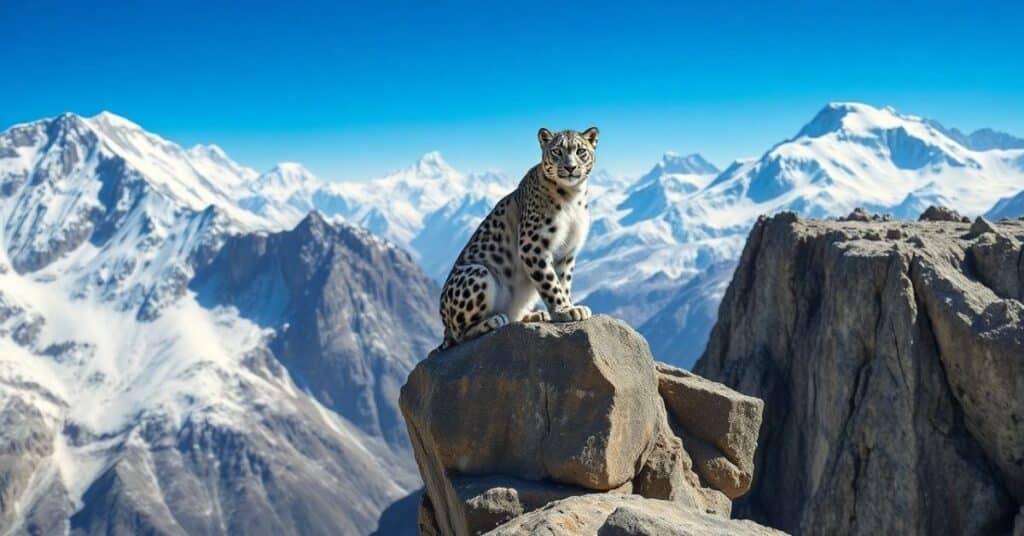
xmin=987 ymin=186 xmax=1024 ymax=220
xmin=0 ymin=112 xmax=439 ymax=535
xmin=634 ymin=102 xmax=1024 ymax=367
xmin=231 ymin=101 xmax=1024 ymax=371
xmin=238 ymin=151 xmax=514 ymax=281
xmin=3 ymin=103 xmax=1021 ymax=532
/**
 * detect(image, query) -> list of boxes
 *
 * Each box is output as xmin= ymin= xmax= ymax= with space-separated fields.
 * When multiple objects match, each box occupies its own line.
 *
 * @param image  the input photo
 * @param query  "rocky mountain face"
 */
xmin=695 ymin=212 xmax=1024 ymax=535
xmin=399 ymin=316 xmax=780 ymax=535
xmin=0 ymin=113 xmax=440 ymax=534
xmin=192 ymin=211 xmax=439 ymax=448
xmin=635 ymin=103 xmax=1024 ymax=368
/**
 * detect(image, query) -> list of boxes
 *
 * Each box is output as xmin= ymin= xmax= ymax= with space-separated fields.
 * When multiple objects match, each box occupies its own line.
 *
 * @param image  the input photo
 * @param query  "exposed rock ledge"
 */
xmin=400 ymin=316 xmax=780 ymax=535
xmin=696 ymin=212 xmax=1024 ymax=535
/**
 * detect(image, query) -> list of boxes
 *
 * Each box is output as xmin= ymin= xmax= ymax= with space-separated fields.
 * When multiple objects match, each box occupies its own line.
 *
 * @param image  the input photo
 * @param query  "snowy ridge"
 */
xmin=630 ymin=102 xmax=1024 ymax=367
xmin=0 ymin=112 xmax=430 ymax=534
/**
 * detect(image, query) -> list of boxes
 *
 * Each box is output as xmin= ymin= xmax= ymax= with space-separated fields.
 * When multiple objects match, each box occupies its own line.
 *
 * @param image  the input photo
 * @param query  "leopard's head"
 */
xmin=538 ymin=127 xmax=599 ymax=187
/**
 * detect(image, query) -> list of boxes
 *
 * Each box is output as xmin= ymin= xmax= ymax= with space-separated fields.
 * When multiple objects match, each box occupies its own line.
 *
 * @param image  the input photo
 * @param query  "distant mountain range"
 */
xmin=0 ymin=102 xmax=1022 ymax=534
xmin=0 ymin=112 xmax=436 ymax=535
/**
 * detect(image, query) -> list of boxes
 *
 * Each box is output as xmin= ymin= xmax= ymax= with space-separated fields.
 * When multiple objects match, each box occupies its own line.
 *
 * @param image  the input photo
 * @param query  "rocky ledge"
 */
xmin=400 ymin=316 xmax=780 ymax=535
xmin=696 ymin=211 xmax=1024 ymax=535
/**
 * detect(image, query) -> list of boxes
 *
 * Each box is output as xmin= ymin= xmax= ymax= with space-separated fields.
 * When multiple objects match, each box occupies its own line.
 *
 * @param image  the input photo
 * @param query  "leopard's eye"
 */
xmin=551 ymin=148 xmax=562 ymax=157
xmin=576 ymin=148 xmax=587 ymax=156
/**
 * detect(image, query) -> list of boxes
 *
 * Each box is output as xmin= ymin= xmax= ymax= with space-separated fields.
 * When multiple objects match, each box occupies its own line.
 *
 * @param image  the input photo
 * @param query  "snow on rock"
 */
xmin=0 ymin=112 xmax=437 ymax=534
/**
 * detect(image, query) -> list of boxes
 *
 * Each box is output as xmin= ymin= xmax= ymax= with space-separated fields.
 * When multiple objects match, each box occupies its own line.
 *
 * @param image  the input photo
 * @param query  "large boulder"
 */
xmin=401 ymin=316 xmax=662 ymax=492
xmin=401 ymin=316 xmax=770 ymax=536
xmin=655 ymin=364 xmax=763 ymax=499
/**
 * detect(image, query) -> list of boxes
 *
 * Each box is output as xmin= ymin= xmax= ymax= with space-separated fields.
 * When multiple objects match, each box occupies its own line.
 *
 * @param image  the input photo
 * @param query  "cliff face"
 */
xmin=696 ymin=212 xmax=1024 ymax=535
xmin=400 ymin=316 xmax=780 ymax=536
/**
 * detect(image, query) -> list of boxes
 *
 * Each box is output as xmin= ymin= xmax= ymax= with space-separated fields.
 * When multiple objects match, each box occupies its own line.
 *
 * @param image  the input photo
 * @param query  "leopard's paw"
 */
xmin=520 ymin=310 xmax=551 ymax=323
xmin=551 ymin=305 xmax=592 ymax=322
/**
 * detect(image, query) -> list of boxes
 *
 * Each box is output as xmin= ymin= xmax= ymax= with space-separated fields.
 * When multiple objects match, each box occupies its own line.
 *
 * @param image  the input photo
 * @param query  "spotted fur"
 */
xmin=438 ymin=127 xmax=599 ymax=348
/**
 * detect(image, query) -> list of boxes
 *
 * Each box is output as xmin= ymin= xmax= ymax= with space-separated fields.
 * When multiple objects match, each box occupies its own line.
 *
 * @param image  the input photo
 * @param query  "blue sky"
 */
xmin=3 ymin=0 xmax=1022 ymax=181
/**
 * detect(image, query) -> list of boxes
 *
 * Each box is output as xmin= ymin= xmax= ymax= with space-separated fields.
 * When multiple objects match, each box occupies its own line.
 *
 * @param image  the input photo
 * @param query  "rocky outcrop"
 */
xmin=401 ymin=316 xmax=772 ymax=535
xmin=918 ymin=205 xmax=969 ymax=222
xmin=696 ymin=212 xmax=1024 ymax=535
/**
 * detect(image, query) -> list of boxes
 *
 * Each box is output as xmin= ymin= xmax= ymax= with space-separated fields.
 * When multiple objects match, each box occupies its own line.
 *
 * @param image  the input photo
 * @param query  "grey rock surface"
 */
xmin=483 ymin=494 xmax=784 ymax=536
xmin=656 ymin=363 xmax=763 ymax=499
xmin=696 ymin=213 xmax=1024 ymax=535
xmin=402 ymin=316 xmax=772 ymax=536
xmin=193 ymin=211 xmax=441 ymax=448
xmin=401 ymin=316 xmax=663 ymax=494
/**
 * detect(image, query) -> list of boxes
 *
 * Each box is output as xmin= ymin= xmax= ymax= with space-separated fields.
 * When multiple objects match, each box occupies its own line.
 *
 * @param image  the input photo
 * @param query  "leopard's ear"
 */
xmin=581 ymin=127 xmax=599 ymax=147
xmin=538 ymin=128 xmax=554 ymax=147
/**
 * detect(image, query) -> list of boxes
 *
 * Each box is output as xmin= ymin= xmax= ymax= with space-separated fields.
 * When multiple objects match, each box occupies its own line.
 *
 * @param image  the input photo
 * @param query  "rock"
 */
xmin=632 ymin=423 xmax=731 ymax=516
xmin=840 ymin=208 xmax=891 ymax=222
xmin=968 ymin=232 xmax=1022 ymax=299
xmin=0 ymin=397 xmax=74 ymax=535
xmin=483 ymin=494 xmax=784 ymax=536
xmin=968 ymin=216 xmax=998 ymax=237
xmin=402 ymin=316 xmax=772 ymax=536
xmin=420 ymin=494 xmax=441 ymax=536
xmin=445 ymin=474 xmax=626 ymax=535
xmin=655 ymin=364 xmax=762 ymax=498
xmin=696 ymin=213 xmax=1024 ymax=535
xmin=401 ymin=316 xmax=663 ymax=493
xmin=841 ymin=207 xmax=872 ymax=221
xmin=918 ymin=205 xmax=967 ymax=222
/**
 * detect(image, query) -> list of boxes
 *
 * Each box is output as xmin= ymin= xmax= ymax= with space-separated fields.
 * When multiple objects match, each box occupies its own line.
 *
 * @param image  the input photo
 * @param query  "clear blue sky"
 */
xmin=3 ymin=0 xmax=1022 ymax=181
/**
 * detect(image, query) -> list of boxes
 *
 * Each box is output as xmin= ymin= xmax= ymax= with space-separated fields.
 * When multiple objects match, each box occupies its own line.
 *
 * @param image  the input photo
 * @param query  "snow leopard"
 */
xmin=438 ymin=126 xmax=598 ymax=348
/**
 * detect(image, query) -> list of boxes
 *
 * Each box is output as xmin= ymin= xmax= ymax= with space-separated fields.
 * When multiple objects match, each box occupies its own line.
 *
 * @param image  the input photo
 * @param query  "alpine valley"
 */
xmin=1 ymin=102 xmax=1023 ymax=534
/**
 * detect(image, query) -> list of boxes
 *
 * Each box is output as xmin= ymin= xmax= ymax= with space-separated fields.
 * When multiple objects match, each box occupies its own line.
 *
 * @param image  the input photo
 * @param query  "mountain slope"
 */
xmin=0 ymin=112 xmax=439 ymax=535
xmin=634 ymin=103 xmax=1024 ymax=367
xmin=987 ymin=187 xmax=1024 ymax=220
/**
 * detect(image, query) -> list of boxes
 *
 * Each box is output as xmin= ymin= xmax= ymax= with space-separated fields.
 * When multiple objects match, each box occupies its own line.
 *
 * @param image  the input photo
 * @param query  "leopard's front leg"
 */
xmin=556 ymin=255 xmax=576 ymax=296
xmin=518 ymin=235 xmax=590 ymax=322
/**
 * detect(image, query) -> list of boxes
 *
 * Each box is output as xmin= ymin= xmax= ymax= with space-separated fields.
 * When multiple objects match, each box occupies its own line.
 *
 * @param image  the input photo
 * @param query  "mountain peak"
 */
xmin=253 ymin=162 xmax=318 ymax=191
xmin=88 ymin=110 xmax=143 ymax=131
xmin=417 ymin=150 xmax=446 ymax=166
xmin=795 ymin=101 xmax=936 ymax=140
xmin=270 ymin=162 xmax=311 ymax=174
xmin=415 ymin=151 xmax=456 ymax=175
xmin=658 ymin=152 xmax=719 ymax=175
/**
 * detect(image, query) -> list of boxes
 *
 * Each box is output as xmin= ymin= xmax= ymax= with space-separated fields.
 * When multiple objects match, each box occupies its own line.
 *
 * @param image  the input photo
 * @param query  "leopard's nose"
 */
xmin=565 ymin=165 xmax=577 ymax=173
